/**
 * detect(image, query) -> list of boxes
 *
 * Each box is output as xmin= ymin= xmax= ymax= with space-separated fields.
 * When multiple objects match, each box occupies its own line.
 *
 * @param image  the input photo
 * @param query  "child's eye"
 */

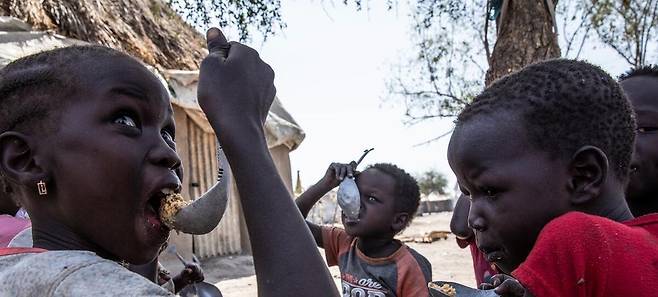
xmin=114 ymin=115 xmax=137 ymax=128
xmin=367 ymin=196 xmax=378 ymax=202
xmin=161 ymin=130 xmax=175 ymax=144
xmin=483 ymin=188 xmax=498 ymax=199
xmin=638 ymin=127 xmax=658 ymax=134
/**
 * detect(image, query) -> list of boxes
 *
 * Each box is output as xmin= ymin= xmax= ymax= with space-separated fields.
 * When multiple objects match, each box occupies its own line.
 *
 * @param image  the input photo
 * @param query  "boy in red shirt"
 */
xmin=620 ymin=65 xmax=658 ymax=216
xmin=447 ymin=59 xmax=658 ymax=296
xmin=296 ymin=162 xmax=432 ymax=297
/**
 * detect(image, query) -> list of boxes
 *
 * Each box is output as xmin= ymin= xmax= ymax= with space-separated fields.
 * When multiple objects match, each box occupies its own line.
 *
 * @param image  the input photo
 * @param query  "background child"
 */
xmin=449 ymin=195 xmax=497 ymax=286
xmin=619 ymin=65 xmax=658 ymax=216
xmin=296 ymin=162 xmax=432 ymax=297
xmin=447 ymin=59 xmax=658 ymax=296
xmin=0 ymin=27 xmax=339 ymax=296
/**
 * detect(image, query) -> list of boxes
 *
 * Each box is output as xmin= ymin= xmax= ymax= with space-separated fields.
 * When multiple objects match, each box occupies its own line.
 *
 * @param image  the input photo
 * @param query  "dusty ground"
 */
xmin=166 ymin=212 xmax=475 ymax=296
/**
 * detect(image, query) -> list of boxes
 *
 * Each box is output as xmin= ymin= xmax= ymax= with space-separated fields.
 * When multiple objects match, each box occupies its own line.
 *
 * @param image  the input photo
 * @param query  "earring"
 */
xmin=37 ymin=180 xmax=47 ymax=196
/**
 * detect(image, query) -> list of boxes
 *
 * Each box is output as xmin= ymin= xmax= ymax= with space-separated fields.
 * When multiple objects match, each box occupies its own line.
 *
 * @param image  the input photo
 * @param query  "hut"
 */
xmin=0 ymin=1 xmax=305 ymax=260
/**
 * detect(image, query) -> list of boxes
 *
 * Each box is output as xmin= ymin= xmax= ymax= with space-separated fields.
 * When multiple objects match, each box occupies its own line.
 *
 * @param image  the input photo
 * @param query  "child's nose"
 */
xmin=468 ymin=206 xmax=486 ymax=231
xmin=149 ymin=141 xmax=182 ymax=171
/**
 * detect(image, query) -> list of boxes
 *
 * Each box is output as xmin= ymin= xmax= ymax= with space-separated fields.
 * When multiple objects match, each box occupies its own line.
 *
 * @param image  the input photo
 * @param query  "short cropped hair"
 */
xmin=619 ymin=64 xmax=658 ymax=81
xmin=457 ymin=59 xmax=636 ymax=180
xmin=0 ymin=45 xmax=131 ymax=135
xmin=366 ymin=163 xmax=421 ymax=228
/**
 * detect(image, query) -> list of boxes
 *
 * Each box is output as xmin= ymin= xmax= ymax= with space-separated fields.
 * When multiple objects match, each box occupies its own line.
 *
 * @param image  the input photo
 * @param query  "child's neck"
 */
xmin=588 ymin=183 xmax=634 ymax=222
xmin=356 ymin=236 xmax=401 ymax=258
xmin=31 ymin=217 xmax=115 ymax=261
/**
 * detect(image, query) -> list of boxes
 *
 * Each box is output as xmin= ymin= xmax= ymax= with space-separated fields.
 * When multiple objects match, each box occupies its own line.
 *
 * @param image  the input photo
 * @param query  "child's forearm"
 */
xmin=220 ymin=135 xmax=339 ymax=297
xmin=295 ymin=181 xmax=333 ymax=218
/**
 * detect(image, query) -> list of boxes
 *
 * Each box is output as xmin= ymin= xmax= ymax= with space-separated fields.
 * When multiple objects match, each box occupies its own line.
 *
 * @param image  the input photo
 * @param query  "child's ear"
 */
xmin=0 ymin=132 xmax=47 ymax=187
xmin=567 ymin=146 xmax=608 ymax=205
xmin=391 ymin=212 xmax=410 ymax=233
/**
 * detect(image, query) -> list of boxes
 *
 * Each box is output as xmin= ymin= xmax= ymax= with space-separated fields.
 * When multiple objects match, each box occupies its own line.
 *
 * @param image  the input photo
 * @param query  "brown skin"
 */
xmin=171 ymin=262 xmax=204 ymax=292
xmin=449 ymin=194 xmax=473 ymax=240
xmin=295 ymin=163 xmax=409 ymax=258
xmin=0 ymin=55 xmax=181 ymax=265
xmin=447 ymin=112 xmax=633 ymax=297
xmin=622 ymin=76 xmax=658 ymax=216
xmin=0 ymin=192 xmax=19 ymax=216
xmin=197 ymin=28 xmax=338 ymax=297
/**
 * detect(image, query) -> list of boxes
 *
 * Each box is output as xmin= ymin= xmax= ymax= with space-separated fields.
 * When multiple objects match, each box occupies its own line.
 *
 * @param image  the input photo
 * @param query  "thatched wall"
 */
xmin=0 ymin=0 xmax=206 ymax=70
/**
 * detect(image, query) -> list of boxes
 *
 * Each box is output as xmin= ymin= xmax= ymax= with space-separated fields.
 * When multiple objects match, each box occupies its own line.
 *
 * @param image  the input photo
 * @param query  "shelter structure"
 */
xmin=0 ymin=15 xmax=305 ymax=258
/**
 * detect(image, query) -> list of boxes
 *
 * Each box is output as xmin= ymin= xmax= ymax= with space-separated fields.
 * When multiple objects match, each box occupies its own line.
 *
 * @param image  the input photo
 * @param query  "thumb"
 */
xmin=206 ymin=27 xmax=230 ymax=58
xmin=494 ymin=279 xmax=525 ymax=297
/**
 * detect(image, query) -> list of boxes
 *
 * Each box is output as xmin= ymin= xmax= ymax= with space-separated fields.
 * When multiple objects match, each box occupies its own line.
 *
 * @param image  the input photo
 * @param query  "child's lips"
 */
xmin=341 ymin=213 xmax=360 ymax=224
xmin=484 ymin=249 xmax=505 ymax=263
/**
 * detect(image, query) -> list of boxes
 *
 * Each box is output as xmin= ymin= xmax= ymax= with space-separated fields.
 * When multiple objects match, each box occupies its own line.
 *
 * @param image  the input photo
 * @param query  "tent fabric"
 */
xmin=164 ymin=69 xmax=306 ymax=151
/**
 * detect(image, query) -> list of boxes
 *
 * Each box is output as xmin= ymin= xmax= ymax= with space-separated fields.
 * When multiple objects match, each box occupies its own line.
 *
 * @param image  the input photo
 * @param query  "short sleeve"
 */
xmin=512 ymin=212 xmax=611 ymax=297
xmin=54 ymin=261 xmax=174 ymax=296
xmin=321 ymin=226 xmax=352 ymax=266
xmin=398 ymin=249 xmax=432 ymax=297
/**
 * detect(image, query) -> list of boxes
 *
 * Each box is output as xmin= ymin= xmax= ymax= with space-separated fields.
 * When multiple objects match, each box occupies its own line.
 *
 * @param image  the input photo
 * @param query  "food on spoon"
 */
xmin=159 ymin=191 xmax=190 ymax=229
xmin=428 ymin=282 xmax=456 ymax=297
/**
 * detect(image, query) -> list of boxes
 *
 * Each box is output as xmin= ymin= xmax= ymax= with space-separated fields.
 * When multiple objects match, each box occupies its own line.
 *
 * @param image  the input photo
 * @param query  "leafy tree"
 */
xmin=166 ymin=0 xmax=285 ymax=41
xmin=166 ymin=0 xmax=657 ymax=123
xmin=417 ymin=169 xmax=448 ymax=196
xmin=588 ymin=0 xmax=658 ymax=67
xmin=390 ymin=0 xmax=657 ymax=124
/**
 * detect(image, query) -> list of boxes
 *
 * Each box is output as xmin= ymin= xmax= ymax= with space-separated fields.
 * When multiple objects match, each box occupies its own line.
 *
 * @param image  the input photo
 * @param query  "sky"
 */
xmin=220 ymin=1 xmax=634 ymax=191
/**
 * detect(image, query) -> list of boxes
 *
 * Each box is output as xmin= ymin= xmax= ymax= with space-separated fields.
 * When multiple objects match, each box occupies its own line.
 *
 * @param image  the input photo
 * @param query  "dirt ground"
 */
xmin=170 ymin=211 xmax=475 ymax=296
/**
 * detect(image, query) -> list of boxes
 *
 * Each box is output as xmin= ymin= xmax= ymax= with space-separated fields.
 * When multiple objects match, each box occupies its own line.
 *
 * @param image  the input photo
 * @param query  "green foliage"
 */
xmin=588 ymin=0 xmax=658 ymax=67
xmin=167 ymin=0 xmax=286 ymax=41
xmin=386 ymin=1 xmax=489 ymax=122
xmin=416 ymin=169 xmax=448 ymax=196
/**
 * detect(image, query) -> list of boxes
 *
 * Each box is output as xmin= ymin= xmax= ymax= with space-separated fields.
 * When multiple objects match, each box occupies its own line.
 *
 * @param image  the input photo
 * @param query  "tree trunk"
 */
xmin=485 ymin=0 xmax=561 ymax=86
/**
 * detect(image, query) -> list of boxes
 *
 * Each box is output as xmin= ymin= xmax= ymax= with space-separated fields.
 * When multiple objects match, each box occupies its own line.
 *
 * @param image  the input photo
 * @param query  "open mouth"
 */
xmin=145 ymin=191 xmax=166 ymax=230
xmin=341 ymin=212 xmax=360 ymax=225
xmin=479 ymin=246 xmax=505 ymax=263
xmin=484 ymin=250 xmax=504 ymax=263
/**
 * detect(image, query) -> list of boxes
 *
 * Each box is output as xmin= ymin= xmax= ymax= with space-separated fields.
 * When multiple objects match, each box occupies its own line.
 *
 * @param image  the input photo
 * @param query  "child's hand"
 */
xmin=480 ymin=274 xmax=528 ymax=297
xmin=173 ymin=262 xmax=205 ymax=288
xmin=197 ymin=27 xmax=276 ymax=142
xmin=319 ymin=162 xmax=358 ymax=189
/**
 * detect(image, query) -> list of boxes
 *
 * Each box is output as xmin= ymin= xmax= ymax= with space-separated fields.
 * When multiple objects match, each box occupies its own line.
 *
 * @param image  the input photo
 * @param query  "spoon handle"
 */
xmin=354 ymin=148 xmax=374 ymax=167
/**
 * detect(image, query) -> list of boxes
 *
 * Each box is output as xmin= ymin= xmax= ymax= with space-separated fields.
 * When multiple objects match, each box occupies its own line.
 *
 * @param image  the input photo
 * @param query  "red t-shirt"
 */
xmin=322 ymin=226 xmax=432 ymax=297
xmin=456 ymin=237 xmax=498 ymax=286
xmin=512 ymin=211 xmax=658 ymax=297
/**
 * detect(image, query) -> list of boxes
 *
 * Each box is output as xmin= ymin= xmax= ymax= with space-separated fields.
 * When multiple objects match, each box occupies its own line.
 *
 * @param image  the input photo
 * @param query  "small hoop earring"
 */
xmin=37 ymin=180 xmax=47 ymax=196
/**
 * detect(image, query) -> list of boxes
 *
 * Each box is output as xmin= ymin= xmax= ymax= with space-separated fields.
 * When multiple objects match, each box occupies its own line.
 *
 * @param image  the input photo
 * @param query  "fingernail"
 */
xmin=207 ymin=28 xmax=220 ymax=39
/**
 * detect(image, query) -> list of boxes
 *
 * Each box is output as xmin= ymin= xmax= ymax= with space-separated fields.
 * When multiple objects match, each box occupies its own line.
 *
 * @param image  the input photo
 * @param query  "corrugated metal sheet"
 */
xmin=186 ymin=118 xmax=242 ymax=257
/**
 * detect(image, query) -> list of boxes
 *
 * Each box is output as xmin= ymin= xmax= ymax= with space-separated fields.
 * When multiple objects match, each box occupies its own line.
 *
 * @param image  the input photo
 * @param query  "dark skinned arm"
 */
xmin=197 ymin=28 xmax=339 ymax=297
xmin=172 ymin=262 xmax=204 ymax=293
xmin=295 ymin=162 xmax=355 ymax=246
